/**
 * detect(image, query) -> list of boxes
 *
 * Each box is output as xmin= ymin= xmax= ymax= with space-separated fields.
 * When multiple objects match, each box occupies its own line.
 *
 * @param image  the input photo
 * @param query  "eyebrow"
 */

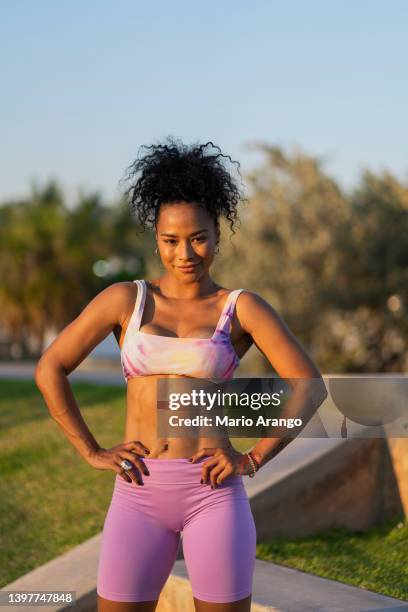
xmin=160 ymin=229 xmax=208 ymax=237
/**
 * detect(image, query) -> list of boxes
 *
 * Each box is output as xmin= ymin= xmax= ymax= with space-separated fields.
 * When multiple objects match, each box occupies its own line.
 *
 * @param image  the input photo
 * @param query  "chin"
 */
xmin=180 ymin=272 xmax=201 ymax=281
xmin=179 ymin=270 xmax=203 ymax=282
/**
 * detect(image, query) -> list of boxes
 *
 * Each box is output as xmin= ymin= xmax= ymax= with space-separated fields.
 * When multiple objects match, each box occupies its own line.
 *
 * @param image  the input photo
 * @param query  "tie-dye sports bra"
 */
xmin=121 ymin=280 xmax=244 ymax=382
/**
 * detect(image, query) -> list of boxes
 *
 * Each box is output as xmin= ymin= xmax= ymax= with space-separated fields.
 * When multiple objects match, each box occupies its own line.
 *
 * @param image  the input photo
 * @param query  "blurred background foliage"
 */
xmin=0 ymin=144 xmax=407 ymax=373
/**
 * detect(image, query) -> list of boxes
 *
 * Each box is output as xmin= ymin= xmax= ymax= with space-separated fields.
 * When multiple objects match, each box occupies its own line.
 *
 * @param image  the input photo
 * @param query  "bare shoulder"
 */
xmin=236 ymin=289 xmax=271 ymax=307
xmin=92 ymin=281 xmax=137 ymax=325
xmin=236 ymin=290 xmax=281 ymax=333
xmin=97 ymin=280 xmax=136 ymax=299
xmin=35 ymin=281 xmax=139 ymax=375
xmin=235 ymin=289 xmax=322 ymax=379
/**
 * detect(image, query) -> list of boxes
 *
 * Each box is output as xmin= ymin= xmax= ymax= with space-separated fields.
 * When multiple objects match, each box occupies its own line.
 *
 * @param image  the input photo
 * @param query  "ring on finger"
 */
xmin=120 ymin=459 xmax=133 ymax=471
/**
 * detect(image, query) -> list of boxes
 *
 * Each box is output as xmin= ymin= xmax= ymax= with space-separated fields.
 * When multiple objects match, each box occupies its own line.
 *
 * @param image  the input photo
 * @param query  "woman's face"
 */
xmin=155 ymin=201 xmax=219 ymax=282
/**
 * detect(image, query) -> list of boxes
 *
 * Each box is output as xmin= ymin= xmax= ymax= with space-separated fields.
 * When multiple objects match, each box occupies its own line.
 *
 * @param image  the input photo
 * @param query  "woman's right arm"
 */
xmin=34 ymin=282 xmax=150 ymax=481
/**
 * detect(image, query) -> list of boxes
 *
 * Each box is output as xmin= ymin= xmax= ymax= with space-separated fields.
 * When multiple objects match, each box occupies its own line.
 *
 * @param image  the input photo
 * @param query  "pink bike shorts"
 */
xmin=97 ymin=456 xmax=257 ymax=603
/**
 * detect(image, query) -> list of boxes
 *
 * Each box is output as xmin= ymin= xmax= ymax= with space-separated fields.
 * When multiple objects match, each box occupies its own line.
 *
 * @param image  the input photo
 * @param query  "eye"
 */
xmin=164 ymin=239 xmax=177 ymax=245
xmin=192 ymin=236 xmax=206 ymax=243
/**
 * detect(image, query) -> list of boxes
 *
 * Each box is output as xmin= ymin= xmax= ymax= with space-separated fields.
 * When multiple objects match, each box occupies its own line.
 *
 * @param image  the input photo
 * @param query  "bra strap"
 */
xmin=131 ymin=279 xmax=147 ymax=331
xmin=215 ymin=289 xmax=244 ymax=336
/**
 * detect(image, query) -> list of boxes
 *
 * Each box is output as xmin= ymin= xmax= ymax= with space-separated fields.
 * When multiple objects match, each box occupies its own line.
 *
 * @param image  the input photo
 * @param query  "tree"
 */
xmin=329 ymin=170 xmax=408 ymax=371
xmin=214 ymin=145 xmax=407 ymax=373
xmin=214 ymin=144 xmax=350 ymax=372
xmin=0 ymin=182 xmax=149 ymax=357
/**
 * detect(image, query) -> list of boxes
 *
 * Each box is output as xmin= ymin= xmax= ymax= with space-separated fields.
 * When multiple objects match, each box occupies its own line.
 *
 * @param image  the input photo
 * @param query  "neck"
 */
xmin=156 ymin=272 xmax=219 ymax=300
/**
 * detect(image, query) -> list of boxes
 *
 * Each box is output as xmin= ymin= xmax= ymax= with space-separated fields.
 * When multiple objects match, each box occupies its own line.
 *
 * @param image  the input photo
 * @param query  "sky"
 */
xmin=1 ymin=0 xmax=407 ymax=204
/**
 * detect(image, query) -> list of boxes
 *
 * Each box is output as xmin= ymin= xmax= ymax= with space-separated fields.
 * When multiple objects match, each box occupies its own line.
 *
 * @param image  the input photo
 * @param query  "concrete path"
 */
xmin=172 ymin=558 xmax=408 ymax=611
xmin=3 ymin=534 xmax=407 ymax=611
xmin=0 ymin=360 xmax=125 ymax=386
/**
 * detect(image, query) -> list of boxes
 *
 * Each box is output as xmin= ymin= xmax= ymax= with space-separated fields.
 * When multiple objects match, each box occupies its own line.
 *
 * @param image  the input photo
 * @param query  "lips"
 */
xmin=178 ymin=263 xmax=200 ymax=271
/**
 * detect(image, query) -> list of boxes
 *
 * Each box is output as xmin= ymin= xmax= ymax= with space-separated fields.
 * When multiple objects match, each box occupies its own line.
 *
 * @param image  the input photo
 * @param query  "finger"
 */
xmin=131 ymin=457 xmax=149 ymax=479
xmin=127 ymin=467 xmax=144 ymax=486
xmin=194 ymin=447 xmax=228 ymax=463
xmin=123 ymin=440 xmax=150 ymax=455
xmin=115 ymin=459 xmax=143 ymax=486
xmin=190 ymin=447 xmax=217 ymax=463
xmin=122 ymin=440 xmax=150 ymax=456
xmin=112 ymin=463 xmax=132 ymax=483
xmin=119 ymin=451 xmax=150 ymax=476
xmin=209 ymin=463 xmax=228 ymax=488
xmin=201 ymin=457 xmax=221 ymax=484
xmin=212 ymin=464 xmax=234 ymax=488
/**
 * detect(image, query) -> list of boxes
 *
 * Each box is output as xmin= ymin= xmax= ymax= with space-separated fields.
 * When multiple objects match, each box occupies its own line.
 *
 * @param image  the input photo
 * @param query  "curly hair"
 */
xmin=122 ymin=136 xmax=247 ymax=235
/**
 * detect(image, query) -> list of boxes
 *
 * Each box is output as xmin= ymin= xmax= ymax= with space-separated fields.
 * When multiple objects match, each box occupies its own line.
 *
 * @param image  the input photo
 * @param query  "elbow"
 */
xmin=34 ymin=356 xmax=62 ymax=390
xmin=309 ymin=370 xmax=328 ymax=401
xmin=299 ymin=375 xmax=328 ymax=407
xmin=319 ymin=375 xmax=328 ymax=396
xmin=34 ymin=357 xmax=48 ymax=390
xmin=316 ymin=377 xmax=328 ymax=405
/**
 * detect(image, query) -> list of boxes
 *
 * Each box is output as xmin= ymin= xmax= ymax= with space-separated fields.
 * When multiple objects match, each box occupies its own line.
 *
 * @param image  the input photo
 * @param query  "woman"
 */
xmin=35 ymin=138 xmax=327 ymax=612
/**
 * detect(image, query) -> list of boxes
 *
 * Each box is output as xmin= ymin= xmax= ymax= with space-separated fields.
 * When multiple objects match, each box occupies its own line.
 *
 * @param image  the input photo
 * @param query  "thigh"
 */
xmin=182 ymin=481 xmax=257 ymax=604
xmin=97 ymin=496 xmax=180 ymax=604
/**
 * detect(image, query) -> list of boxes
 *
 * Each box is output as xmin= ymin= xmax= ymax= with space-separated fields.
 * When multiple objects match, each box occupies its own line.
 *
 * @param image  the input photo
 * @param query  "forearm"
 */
xmin=250 ymin=377 xmax=328 ymax=469
xmin=35 ymin=362 xmax=101 ymax=464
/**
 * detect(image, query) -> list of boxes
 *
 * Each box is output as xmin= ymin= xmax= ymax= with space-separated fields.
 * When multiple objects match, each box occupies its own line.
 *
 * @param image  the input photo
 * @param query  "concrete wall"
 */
xmin=250 ymin=437 xmax=403 ymax=540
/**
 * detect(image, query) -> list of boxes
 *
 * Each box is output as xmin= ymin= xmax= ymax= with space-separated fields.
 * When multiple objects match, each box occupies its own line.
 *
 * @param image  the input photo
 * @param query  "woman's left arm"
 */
xmin=190 ymin=291 xmax=328 ymax=486
xmin=237 ymin=291 xmax=328 ymax=469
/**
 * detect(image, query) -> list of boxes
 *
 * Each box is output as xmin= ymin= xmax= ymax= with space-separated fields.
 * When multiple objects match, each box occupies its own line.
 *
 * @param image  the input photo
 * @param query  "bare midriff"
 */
xmin=124 ymin=374 xmax=231 ymax=459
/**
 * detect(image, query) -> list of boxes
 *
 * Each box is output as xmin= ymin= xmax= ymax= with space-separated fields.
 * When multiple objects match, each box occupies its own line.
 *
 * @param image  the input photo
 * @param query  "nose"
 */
xmin=177 ymin=240 xmax=195 ymax=261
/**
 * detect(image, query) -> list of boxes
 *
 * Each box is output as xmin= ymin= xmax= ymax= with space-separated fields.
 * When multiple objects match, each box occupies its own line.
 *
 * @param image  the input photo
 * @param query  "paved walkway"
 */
xmin=3 ymin=534 xmax=407 ymax=611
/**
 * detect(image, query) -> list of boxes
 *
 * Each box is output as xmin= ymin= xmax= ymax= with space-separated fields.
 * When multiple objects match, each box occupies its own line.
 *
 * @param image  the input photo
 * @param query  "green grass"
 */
xmin=257 ymin=517 xmax=408 ymax=601
xmin=0 ymin=378 xmax=253 ymax=586
xmin=2 ymin=379 xmax=406 ymax=601
xmin=0 ymin=379 xmax=127 ymax=586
